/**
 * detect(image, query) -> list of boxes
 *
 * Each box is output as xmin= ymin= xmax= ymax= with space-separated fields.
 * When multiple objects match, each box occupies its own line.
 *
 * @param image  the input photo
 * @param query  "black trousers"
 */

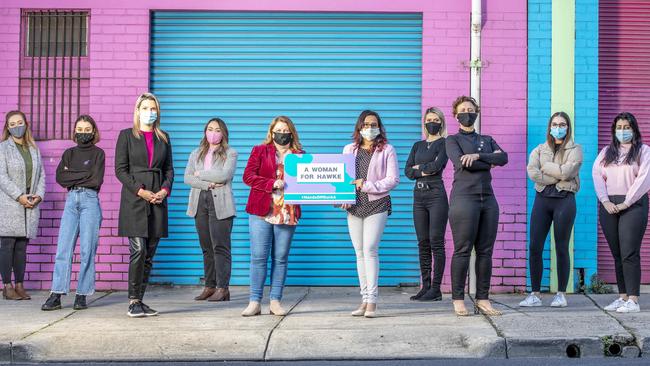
xmin=0 ymin=237 xmax=28 ymax=284
xmin=412 ymin=186 xmax=448 ymax=289
xmin=195 ymin=190 xmax=234 ymax=289
xmin=449 ymin=193 xmax=499 ymax=300
xmin=599 ymin=195 xmax=648 ymax=297
xmin=529 ymin=193 xmax=576 ymax=293
xmin=128 ymin=235 xmax=160 ymax=300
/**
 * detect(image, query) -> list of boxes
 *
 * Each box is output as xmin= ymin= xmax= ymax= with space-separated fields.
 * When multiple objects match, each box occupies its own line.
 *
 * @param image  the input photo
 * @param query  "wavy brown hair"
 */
xmin=197 ymin=118 xmax=229 ymax=163
xmin=452 ymin=95 xmax=481 ymax=116
xmin=352 ymin=110 xmax=388 ymax=152
xmin=2 ymin=110 xmax=36 ymax=147
xmin=262 ymin=115 xmax=303 ymax=152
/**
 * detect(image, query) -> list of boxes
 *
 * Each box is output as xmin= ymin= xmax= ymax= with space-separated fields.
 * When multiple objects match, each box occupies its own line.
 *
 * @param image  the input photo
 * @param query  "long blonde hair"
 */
xmin=262 ymin=116 xmax=303 ymax=152
xmin=2 ymin=110 xmax=37 ymax=147
xmin=132 ymin=93 xmax=168 ymax=143
xmin=197 ymin=118 xmax=229 ymax=163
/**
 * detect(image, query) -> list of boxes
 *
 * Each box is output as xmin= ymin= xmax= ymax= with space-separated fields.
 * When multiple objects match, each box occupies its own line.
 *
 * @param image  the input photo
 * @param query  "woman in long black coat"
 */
xmin=115 ymin=92 xmax=174 ymax=318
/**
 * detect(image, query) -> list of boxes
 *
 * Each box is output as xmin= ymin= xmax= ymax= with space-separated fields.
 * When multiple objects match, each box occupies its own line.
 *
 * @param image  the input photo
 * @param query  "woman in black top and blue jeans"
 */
xmin=445 ymin=96 xmax=508 ymax=316
xmin=405 ymin=107 xmax=448 ymax=301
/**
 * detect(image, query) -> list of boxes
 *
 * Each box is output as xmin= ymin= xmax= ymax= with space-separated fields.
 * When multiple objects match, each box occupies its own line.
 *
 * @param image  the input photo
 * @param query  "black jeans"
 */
xmin=529 ymin=193 xmax=576 ymax=293
xmin=412 ymin=186 xmax=448 ymax=289
xmin=195 ymin=190 xmax=234 ymax=288
xmin=599 ymin=195 xmax=648 ymax=297
xmin=0 ymin=237 xmax=28 ymax=284
xmin=449 ymin=193 xmax=499 ymax=300
xmin=128 ymin=236 xmax=160 ymax=300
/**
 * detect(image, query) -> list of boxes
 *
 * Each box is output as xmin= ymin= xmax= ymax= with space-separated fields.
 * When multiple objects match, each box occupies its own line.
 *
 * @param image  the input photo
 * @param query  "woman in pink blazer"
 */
xmin=341 ymin=110 xmax=399 ymax=318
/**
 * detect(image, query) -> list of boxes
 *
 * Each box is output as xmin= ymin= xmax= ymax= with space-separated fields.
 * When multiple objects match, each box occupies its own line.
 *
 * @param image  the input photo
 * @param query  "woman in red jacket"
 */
xmin=242 ymin=116 xmax=303 ymax=317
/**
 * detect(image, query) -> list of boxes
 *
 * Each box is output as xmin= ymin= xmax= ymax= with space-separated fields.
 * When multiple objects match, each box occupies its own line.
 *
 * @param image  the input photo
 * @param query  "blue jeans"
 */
xmin=248 ymin=215 xmax=296 ymax=302
xmin=51 ymin=188 xmax=102 ymax=295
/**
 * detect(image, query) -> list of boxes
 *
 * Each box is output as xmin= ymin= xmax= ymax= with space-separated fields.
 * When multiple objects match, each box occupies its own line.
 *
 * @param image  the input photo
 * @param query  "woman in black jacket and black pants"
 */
xmin=405 ymin=107 xmax=448 ymax=301
xmin=445 ymin=96 xmax=508 ymax=317
xmin=115 ymin=93 xmax=174 ymax=318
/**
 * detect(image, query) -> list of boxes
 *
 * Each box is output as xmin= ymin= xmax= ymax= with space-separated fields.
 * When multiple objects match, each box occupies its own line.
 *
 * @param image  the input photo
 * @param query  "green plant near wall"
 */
xmin=582 ymin=274 xmax=613 ymax=294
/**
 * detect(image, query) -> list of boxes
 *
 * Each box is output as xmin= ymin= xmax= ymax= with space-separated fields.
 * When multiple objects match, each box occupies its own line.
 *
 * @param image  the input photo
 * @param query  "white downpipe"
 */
xmin=469 ymin=0 xmax=482 ymax=297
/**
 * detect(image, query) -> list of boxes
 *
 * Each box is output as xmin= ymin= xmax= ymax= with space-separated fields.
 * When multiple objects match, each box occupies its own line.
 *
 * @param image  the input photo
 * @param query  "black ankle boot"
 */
xmin=41 ymin=293 xmax=62 ymax=311
xmin=73 ymin=295 xmax=88 ymax=310
xmin=418 ymin=286 xmax=442 ymax=301
xmin=410 ymin=286 xmax=430 ymax=301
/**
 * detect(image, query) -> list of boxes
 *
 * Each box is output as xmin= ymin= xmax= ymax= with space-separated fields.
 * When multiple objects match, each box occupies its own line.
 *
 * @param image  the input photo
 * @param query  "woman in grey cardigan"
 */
xmin=0 ymin=110 xmax=45 ymax=300
xmin=185 ymin=118 xmax=237 ymax=302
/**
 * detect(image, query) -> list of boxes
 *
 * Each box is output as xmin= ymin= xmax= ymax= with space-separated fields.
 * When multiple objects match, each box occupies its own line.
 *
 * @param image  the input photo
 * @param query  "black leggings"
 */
xmin=599 ymin=195 xmax=648 ymax=297
xmin=0 ymin=237 xmax=28 ymax=284
xmin=412 ymin=187 xmax=448 ymax=289
xmin=529 ymin=193 xmax=576 ymax=293
xmin=449 ymin=193 xmax=499 ymax=300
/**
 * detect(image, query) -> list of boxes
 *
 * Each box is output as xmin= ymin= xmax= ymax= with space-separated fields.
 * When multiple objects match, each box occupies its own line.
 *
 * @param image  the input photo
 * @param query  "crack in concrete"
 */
xmin=584 ymin=293 xmax=641 ymax=354
xmin=263 ymin=287 xmax=311 ymax=361
xmin=469 ymin=295 xmax=509 ymax=358
xmin=19 ymin=291 xmax=114 ymax=341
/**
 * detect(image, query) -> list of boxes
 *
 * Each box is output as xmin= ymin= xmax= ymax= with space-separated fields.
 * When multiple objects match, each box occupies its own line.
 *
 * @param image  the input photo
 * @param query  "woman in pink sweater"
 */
xmin=592 ymin=112 xmax=650 ymax=314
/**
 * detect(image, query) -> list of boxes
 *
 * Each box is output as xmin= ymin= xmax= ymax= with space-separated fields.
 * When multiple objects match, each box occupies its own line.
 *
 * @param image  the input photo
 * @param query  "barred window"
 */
xmin=19 ymin=11 xmax=90 ymax=140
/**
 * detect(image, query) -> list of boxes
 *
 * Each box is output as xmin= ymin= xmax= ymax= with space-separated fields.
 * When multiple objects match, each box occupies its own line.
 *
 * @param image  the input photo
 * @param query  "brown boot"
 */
xmin=194 ymin=287 xmax=216 ymax=301
xmin=14 ymin=283 xmax=31 ymax=300
xmin=207 ymin=288 xmax=230 ymax=302
xmin=3 ymin=285 xmax=22 ymax=300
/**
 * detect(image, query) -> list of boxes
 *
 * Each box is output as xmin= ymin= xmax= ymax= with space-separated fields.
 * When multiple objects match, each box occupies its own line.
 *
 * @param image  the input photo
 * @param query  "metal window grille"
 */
xmin=19 ymin=10 xmax=90 ymax=140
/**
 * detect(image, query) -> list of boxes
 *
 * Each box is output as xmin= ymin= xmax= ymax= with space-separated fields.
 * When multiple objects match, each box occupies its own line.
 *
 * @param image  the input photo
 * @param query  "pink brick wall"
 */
xmin=0 ymin=0 xmax=527 ymax=293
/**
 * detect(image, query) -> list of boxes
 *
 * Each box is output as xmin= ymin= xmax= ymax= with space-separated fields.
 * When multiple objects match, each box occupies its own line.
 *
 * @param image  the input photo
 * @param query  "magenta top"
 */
xmin=592 ymin=144 xmax=650 ymax=207
xmin=142 ymin=131 xmax=154 ymax=168
xmin=141 ymin=130 xmax=170 ymax=196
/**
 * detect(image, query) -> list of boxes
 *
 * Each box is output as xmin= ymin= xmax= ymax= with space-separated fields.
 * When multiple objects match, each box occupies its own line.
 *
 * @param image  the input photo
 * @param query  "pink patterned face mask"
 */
xmin=206 ymin=131 xmax=223 ymax=144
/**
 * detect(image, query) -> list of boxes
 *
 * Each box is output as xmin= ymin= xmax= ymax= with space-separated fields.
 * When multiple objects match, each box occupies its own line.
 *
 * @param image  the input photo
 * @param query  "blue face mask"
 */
xmin=616 ymin=129 xmax=633 ymax=143
xmin=139 ymin=111 xmax=157 ymax=126
xmin=550 ymin=127 xmax=567 ymax=140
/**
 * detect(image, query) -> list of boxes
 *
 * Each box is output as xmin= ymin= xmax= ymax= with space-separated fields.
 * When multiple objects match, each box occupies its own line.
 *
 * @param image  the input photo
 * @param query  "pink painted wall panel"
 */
xmin=0 ymin=0 xmax=527 ymax=292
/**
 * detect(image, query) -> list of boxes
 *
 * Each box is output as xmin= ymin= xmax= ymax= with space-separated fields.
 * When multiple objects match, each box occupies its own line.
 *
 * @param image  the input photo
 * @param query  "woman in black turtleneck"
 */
xmin=42 ymin=115 xmax=105 ymax=312
xmin=405 ymin=107 xmax=448 ymax=301
xmin=445 ymin=96 xmax=508 ymax=317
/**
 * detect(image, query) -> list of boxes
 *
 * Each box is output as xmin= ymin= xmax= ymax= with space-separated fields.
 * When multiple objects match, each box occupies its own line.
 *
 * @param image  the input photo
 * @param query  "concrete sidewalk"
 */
xmin=0 ymin=287 xmax=647 ymax=362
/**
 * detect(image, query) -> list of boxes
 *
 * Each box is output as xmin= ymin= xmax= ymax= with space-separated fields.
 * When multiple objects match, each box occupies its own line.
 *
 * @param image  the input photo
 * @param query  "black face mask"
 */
xmin=457 ymin=112 xmax=478 ymax=127
xmin=425 ymin=122 xmax=442 ymax=135
xmin=75 ymin=133 xmax=94 ymax=145
xmin=273 ymin=132 xmax=293 ymax=146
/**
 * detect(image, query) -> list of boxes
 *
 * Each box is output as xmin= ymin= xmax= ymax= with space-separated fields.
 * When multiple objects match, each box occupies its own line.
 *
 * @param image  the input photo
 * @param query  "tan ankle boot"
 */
xmin=15 ymin=283 xmax=31 ymax=300
xmin=3 ymin=285 xmax=22 ymax=300
xmin=269 ymin=300 xmax=287 ymax=316
xmin=241 ymin=301 xmax=261 ymax=317
xmin=351 ymin=302 xmax=367 ymax=316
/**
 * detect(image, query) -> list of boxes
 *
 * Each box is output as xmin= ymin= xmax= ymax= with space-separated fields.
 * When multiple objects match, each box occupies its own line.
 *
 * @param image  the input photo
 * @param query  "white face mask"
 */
xmin=139 ymin=110 xmax=157 ymax=126
xmin=360 ymin=127 xmax=380 ymax=141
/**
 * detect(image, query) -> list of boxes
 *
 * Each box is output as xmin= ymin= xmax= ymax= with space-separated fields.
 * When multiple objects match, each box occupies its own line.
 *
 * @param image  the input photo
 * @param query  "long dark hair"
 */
xmin=72 ymin=115 xmax=101 ymax=144
xmin=352 ymin=110 xmax=387 ymax=152
xmin=546 ymin=111 xmax=572 ymax=158
xmin=603 ymin=112 xmax=643 ymax=166
xmin=197 ymin=118 xmax=229 ymax=163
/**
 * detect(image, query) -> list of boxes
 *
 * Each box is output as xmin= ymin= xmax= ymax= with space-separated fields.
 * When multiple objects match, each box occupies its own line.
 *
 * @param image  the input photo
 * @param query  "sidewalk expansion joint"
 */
xmin=263 ymin=287 xmax=311 ymax=361
xmin=469 ymin=295 xmax=509 ymax=359
xmin=19 ymin=291 xmax=114 ymax=341
xmin=583 ymin=293 xmax=640 ymax=354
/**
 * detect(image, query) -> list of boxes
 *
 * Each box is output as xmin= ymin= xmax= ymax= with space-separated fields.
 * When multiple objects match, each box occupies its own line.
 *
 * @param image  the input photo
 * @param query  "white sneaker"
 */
xmin=519 ymin=293 xmax=542 ymax=307
xmin=550 ymin=293 xmax=567 ymax=308
xmin=616 ymin=299 xmax=640 ymax=313
xmin=604 ymin=297 xmax=627 ymax=312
